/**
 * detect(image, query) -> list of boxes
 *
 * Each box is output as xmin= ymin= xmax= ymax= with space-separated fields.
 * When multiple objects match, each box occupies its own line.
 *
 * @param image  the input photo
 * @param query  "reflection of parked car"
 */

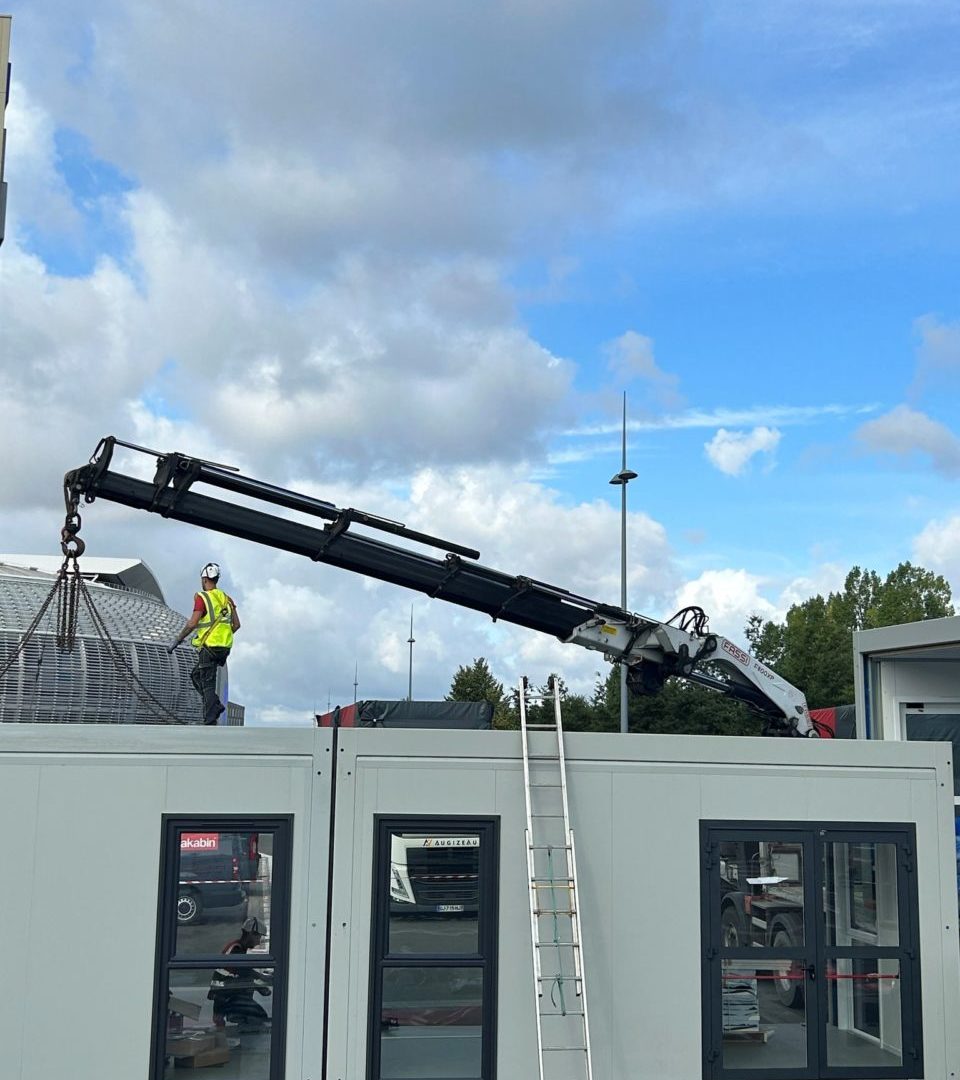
xmin=390 ymin=835 xmax=480 ymax=917
xmin=178 ymin=831 xmax=260 ymax=925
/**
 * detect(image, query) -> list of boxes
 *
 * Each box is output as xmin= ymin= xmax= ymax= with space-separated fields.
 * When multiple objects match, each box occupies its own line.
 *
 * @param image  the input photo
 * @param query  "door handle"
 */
xmin=805 ymin=964 xmax=816 ymax=982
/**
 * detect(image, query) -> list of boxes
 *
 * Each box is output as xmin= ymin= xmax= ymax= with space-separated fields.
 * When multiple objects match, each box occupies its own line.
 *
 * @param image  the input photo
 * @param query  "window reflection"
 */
xmin=718 ymin=840 xmax=804 ymax=949
xmin=721 ymin=960 xmax=807 ymax=1071
xmin=164 ymin=968 xmax=274 ymax=1079
xmin=175 ymin=830 xmax=274 ymax=957
xmin=825 ymin=960 xmax=903 ymax=1068
xmin=823 ymin=842 xmax=899 ymax=948
xmin=389 ymin=832 xmax=480 ymax=955
xmin=380 ymin=967 xmax=482 ymax=1080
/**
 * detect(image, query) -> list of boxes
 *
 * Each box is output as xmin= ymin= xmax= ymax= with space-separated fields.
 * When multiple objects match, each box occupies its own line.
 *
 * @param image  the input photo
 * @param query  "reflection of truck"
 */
xmin=390 ymin=835 xmax=480 ymax=917
xmin=178 ymin=831 xmax=260 ymax=925
xmin=718 ymin=841 xmax=805 ymax=1008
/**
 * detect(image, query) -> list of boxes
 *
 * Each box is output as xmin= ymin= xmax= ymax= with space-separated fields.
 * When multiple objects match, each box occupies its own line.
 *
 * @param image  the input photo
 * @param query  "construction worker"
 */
xmin=168 ymin=563 xmax=240 ymax=725
xmin=208 ymin=916 xmax=272 ymax=1029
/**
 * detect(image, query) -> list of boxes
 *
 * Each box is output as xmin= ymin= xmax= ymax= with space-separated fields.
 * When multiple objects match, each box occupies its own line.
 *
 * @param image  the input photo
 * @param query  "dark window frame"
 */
xmin=150 ymin=814 xmax=294 ymax=1080
xmin=700 ymin=820 xmax=923 ymax=1080
xmin=367 ymin=815 xmax=500 ymax=1080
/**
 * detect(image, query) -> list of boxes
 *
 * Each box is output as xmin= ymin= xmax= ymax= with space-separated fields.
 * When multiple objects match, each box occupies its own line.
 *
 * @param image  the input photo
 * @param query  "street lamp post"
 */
xmin=609 ymin=392 xmax=637 ymax=734
xmin=407 ymin=605 xmax=415 ymax=701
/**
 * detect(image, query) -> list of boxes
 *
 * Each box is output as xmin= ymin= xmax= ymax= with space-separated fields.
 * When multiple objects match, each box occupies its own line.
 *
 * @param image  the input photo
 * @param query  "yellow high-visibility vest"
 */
xmin=192 ymin=588 xmax=234 ymax=649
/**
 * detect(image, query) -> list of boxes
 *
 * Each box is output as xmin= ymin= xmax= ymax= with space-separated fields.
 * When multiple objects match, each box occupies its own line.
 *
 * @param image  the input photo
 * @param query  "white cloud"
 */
xmin=252 ymin=706 xmax=316 ymax=729
xmin=605 ymin=330 xmax=682 ymax=409
xmin=670 ymin=561 xmax=851 ymax=645
xmin=911 ymin=314 xmax=960 ymax=398
xmin=16 ymin=0 xmax=953 ymax=286
xmin=704 ymin=426 xmax=781 ymax=476
xmin=15 ymin=1 xmax=686 ymax=271
xmin=914 ymin=514 xmax=960 ymax=593
xmin=777 ymin=564 xmax=847 ymax=611
xmin=672 ymin=569 xmax=778 ymax=642
xmin=570 ymin=403 xmax=876 ymax=437
xmin=2 ymin=81 xmax=81 ymax=240
xmin=856 ymin=405 xmax=960 ymax=477
xmin=0 ymin=192 xmax=578 ymax=510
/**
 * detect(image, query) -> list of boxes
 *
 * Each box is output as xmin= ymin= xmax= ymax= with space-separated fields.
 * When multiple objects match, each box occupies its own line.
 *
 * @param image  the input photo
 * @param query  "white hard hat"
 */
xmin=201 ymin=562 xmax=221 ymax=581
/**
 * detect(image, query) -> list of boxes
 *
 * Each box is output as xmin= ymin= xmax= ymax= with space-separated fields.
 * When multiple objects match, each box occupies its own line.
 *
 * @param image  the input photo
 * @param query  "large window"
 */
xmin=701 ymin=822 xmax=922 ymax=1079
xmin=151 ymin=816 xmax=293 ymax=1080
xmin=368 ymin=817 xmax=499 ymax=1080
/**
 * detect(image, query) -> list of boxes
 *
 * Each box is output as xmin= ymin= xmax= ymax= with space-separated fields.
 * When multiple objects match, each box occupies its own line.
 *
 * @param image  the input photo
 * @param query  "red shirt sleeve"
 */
xmin=193 ymin=594 xmax=206 ymax=614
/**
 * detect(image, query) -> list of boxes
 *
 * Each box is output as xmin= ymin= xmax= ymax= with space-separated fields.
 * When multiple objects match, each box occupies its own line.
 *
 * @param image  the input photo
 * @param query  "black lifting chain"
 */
xmin=56 ymin=505 xmax=85 ymax=652
xmin=0 ymin=506 xmax=84 ymax=680
xmin=0 ymin=504 xmax=185 ymax=724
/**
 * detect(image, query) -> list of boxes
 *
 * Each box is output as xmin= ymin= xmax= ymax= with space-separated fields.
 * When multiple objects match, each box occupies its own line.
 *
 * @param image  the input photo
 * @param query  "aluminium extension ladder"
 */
xmin=519 ymin=676 xmax=594 ymax=1080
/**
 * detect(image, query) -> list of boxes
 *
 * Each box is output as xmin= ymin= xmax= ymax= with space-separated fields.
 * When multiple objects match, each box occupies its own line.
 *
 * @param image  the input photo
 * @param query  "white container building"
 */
xmin=0 ymin=721 xmax=956 ymax=1080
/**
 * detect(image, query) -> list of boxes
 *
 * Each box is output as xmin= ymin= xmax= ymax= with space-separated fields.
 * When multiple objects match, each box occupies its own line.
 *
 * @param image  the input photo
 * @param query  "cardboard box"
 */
xmin=174 ymin=1046 xmax=231 ymax=1068
xmin=167 ymin=1033 xmax=217 ymax=1058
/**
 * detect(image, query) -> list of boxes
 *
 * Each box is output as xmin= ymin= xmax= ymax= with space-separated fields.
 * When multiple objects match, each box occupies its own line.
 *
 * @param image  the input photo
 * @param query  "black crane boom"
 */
xmin=62 ymin=436 xmax=816 ymax=734
xmin=63 ymin=437 xmax=626 ymax=642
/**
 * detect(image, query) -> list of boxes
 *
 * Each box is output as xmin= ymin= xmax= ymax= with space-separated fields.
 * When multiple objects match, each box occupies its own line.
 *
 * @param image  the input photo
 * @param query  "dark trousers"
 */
xmin=190 ymin=646 xmax=230 ymax=724
xmin=211 ymin=991 xmax=270 ymax=1025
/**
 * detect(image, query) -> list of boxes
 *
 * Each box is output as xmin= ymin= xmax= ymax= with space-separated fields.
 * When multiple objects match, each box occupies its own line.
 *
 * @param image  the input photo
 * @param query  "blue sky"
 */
xmin=1 ymin=1 xmax=959 ymax=720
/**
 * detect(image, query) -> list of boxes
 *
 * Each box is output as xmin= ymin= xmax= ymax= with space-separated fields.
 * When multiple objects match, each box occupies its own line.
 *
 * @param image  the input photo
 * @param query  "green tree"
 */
xmin=745 ymin=562 xmax=954 ymax=708
xmin=866 ymin=562 xmax=954 ymax=627
xmin=446 ymin=657 xmax=515 ymax=728
xmin=599 ymin=665 xmax=761 ymax=736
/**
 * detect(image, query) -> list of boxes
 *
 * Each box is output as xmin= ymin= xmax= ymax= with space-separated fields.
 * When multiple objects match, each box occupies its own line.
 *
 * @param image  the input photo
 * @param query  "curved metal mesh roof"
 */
xmin=0 ymin=563 xmax=207 ymax=724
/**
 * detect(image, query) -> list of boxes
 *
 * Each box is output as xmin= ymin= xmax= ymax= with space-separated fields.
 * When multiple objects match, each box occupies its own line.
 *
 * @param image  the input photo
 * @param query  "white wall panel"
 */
xmin=0 ymin=727 xmax=328 ymax=1080
xmin=0 ymin=765 xmax=40 ymax=1078
xmin=22 ymin=762 xmax=165 ymax=1079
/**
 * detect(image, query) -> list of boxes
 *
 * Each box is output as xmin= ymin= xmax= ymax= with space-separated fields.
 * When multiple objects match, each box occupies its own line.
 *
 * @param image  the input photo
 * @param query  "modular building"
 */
xmin=855 ymin=615 xmax=960 ymax=835
xmin=0 ymin=722 xmax=957 ymax=1080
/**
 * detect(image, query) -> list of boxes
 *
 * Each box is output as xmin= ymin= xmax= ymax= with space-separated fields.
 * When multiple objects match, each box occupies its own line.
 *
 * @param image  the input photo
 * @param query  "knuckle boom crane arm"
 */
xmin=63 ymin=437 xmax=814 ymax=737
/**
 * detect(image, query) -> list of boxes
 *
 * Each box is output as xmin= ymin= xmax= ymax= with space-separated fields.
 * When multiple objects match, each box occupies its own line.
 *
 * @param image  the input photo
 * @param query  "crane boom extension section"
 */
xmin=63 ymin=437 xmax=814 ymax=736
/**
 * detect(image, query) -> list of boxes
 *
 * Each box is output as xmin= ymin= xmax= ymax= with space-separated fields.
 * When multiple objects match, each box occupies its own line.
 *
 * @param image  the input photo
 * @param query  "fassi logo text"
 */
xmin=720 ymin=639 xmax=750 ymax=666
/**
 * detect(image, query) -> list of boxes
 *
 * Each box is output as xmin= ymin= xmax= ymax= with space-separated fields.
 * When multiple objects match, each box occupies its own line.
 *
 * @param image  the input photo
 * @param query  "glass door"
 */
xmin=703 ymin=828 xmax=819 ymax=1078
xmin=816 ymin=830 xmax=922 ymax=1076
xmin=701 ymin=822 xmax=922 ymax=1080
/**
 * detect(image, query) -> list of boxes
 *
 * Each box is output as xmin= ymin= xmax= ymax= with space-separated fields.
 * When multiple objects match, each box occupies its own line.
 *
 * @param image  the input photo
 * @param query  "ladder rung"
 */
xmin=536 ymin=908 xmax=577 ymax=915
xmin=532 ymin=883 xmax=573 ymax=890
xmin=539 ymin=1010 xmax=585 ymax=1017
xmin=529 ymin=844 xmax=571 ymax=850
xmin=543 ymin=1046 xmax=589 ymax=1052
xmin=531 ymin=876 xmax=574 ymax=883
xmin=535 ymin=940 xmax=579 ymax=947
xmin=525 ymin=723 xmax=557 ymax=730
xmin=529 ymin=781 xmax=562 ymax=788
xmin=531 ymin=812 xmax=565 ymax=818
